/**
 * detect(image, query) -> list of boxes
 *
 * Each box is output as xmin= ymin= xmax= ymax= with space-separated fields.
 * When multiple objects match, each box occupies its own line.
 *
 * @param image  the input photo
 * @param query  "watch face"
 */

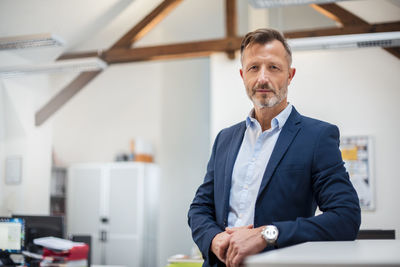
xmin=265 ymin=227 xmax=278 ymax=239
xmin=262 ymin=225 xmax=279 ymax=243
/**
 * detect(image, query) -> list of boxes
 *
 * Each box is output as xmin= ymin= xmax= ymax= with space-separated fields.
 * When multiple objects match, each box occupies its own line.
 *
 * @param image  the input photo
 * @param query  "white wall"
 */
xmin=52 ymin=62 xmax=164 ymax=164
xmin=0 ymin=76 xmax=53 ymax=216
xmin=210 ymin=47 xmax=400 ymax=237
xmin=210 ymin=51 xmax=250 ymax=141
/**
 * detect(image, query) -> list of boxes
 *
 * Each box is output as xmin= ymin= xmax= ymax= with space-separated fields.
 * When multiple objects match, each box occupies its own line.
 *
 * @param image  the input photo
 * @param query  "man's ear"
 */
xmin=288 ymin=67 xmax=296 ymax=84
xmin=240 ymin=68 xmax=243 ymax=79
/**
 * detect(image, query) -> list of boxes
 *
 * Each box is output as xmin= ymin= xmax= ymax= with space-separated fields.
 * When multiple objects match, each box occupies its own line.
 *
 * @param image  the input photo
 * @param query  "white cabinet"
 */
xmin=67 ymin=162 xmax=159 ymax=267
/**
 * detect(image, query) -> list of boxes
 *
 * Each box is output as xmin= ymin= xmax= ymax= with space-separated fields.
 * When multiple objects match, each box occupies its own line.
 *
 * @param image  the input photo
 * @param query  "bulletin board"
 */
xmin=340 ymin=136 xmax=374 ymax=210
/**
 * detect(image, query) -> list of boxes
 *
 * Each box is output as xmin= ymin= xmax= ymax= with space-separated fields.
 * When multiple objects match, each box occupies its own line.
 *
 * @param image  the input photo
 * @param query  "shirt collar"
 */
xmin=246 ymin=103 xmax=293 ymax=130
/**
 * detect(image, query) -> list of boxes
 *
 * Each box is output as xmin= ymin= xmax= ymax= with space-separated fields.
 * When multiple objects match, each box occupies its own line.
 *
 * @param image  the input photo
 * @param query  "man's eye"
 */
xmin=248 ymin=66 xmax=258 ymax=71
xmin=270 ymin=65 xmax=280 ymax=71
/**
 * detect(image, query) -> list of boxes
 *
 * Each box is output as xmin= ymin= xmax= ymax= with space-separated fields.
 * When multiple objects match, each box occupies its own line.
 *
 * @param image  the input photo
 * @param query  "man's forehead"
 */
xmin=243 ymin=42 xmax=286 ymax=60
xmin=242 ymin=41 xmax=290 ymax=66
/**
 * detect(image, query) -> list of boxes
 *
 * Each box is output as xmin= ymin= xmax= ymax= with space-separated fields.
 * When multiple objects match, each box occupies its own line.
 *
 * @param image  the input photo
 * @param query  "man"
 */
xmin=188 ymin=28 xmax=361 ymax=267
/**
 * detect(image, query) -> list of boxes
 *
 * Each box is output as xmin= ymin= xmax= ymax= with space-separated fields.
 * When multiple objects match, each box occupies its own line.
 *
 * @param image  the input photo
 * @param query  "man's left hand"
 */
xmin=225 ymin=226 xmax=267 ymax=267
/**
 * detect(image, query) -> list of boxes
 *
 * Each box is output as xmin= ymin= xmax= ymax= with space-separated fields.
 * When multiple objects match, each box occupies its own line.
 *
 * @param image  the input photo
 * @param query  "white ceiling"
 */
xmin=0 ymin=0 xmax=135 ymax=49
xmin=0 ymin=0 xmax=150 ymax=65
xmin=0 ymin=0 xmax=399 ymax=67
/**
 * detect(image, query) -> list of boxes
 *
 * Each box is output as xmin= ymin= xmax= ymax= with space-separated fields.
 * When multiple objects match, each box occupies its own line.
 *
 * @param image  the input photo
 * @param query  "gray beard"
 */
xmin=251 ymin=86 xmax=287 ymax=108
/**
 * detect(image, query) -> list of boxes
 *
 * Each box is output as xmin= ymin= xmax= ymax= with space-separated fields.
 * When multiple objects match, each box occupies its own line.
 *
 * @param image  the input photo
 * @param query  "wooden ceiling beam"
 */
xmin=384 ymin=47 xmax=400 ymax=58
xmin=225 ymin=0 xmax=238 ymax=59
xmin=35 ymin=71 xmax=102 ymax=126
xmin=284 ymin=22 xmax=400 ymax=39
xmin=104 ymin=37 xmax=242 ymax=63
xmin=110 ymin=0 xmax=183 ymax=49
xmin=58 ymin=51 xmax=103 ymax=61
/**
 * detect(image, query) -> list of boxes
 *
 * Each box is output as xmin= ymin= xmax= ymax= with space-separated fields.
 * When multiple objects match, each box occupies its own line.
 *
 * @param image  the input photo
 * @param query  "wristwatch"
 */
xmin=261 ymin=225 xmax=279 ymax=246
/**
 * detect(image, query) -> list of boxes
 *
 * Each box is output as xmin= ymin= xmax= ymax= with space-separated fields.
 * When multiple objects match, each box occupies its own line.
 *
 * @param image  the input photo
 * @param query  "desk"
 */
xmin=245 ymin=240 xmax=400 ymax=267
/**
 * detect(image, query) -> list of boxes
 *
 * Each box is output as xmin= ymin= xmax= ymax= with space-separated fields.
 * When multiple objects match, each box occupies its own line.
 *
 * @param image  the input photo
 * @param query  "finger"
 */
xmin=227 ymin=239 xmax=238 ymax=267
xmin=227 ymin=254 xmax=234 ymax=267
xmin=212 ymin=232 xmax=229 ymax=262
xmin=217 ymin=247 xmax=224 ymax=263
xmin=226 ymin=239 xmax=234 ymax=266
xmin=219 ymin=236 xmax=230 ymax=261
xmin=226 ymin=224 xmax=252 ymax=233
xmin=232 ymin=254 xmax=243 ymax=267
xmin=226 ymin=227 xmax=234 ymax=234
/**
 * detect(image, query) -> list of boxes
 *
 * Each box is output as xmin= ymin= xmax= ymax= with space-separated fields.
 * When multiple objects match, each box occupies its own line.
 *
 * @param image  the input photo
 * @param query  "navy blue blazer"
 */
xmin=188 ymin=107 xmax=361 ymax=267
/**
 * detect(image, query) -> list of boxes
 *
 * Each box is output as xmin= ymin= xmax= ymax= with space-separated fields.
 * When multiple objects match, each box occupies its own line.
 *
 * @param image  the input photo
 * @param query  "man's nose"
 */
xmin=256 ymin=67 xmax=269 ymax=84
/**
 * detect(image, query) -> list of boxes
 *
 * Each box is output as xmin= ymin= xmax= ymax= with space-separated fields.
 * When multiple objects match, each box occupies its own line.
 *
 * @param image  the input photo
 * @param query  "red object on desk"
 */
xmin=42 ymin=244 xmax=89 ymax=261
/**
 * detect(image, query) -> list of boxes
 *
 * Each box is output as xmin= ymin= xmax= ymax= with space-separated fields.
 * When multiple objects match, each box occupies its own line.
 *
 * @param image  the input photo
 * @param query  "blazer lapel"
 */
xmin=223 ymin=121 xmax=246 ymax=219
xmin=257 ymin=107 xmax=302 ymax=198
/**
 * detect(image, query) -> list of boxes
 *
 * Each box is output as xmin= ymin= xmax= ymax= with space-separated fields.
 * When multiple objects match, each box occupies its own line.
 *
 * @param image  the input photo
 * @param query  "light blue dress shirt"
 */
xmin=227 ymin=103 xmax=293 ymax=227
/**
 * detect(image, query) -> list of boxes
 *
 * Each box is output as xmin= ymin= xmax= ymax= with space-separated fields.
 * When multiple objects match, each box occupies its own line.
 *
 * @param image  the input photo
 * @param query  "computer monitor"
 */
xmin=0 ymin=217 xmax=25 ymax=266
xmin=11 ymin=215 xmax=64 ymax=253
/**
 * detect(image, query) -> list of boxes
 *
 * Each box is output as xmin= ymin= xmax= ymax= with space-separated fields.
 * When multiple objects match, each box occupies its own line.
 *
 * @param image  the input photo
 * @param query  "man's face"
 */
xmin=240 ymin=40 xmax=295 ymax=109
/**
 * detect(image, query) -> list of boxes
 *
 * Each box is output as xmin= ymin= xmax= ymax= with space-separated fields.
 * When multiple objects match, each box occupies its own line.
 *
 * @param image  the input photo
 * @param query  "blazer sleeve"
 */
xmin=188 ymin=132 xmax=224 ymax=265
xmin=273 ymin=124 xmax=361 ymax=248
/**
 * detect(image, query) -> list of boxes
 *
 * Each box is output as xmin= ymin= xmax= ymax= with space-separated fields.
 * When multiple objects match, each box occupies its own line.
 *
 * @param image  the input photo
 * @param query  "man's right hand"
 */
xmin=211 ymin=231 xmax=231 ymax=263
xmin=211 ymin=225 xmax=253 ymax=263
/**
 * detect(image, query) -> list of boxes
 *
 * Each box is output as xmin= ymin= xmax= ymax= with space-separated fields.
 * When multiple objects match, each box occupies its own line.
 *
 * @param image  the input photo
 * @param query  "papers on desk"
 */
xmin=34 ymin=237 xmax=85 ymax=251
xmin=33 ymin=236 xmax=89 ymax=264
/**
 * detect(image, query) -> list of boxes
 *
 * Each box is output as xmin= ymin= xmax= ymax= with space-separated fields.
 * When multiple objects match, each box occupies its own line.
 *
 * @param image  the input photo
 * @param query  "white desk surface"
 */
xmin=245 ymin=240 xmax=400 ymax=267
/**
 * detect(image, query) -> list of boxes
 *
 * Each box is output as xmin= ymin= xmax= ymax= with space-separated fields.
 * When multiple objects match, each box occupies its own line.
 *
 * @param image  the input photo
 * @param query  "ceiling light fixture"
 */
xmin=0 ymin=58 xmax=107 ymax=79
xmin=0 ymin=33 xmax=64 ymax=50
xmin=248 ymin=0 xmax=348 ymax=8
xmin=287 ymin=31 xmax=400 ymax=51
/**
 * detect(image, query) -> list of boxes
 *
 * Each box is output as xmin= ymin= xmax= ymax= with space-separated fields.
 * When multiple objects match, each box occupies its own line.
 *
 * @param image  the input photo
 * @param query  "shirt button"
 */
xmin=239 ymin=214 xmax=243 ymax=218
xmin=244 ymin=184 xmax=249 ymax=189
xmin=252 ymin=157 xmax=256 ymax=162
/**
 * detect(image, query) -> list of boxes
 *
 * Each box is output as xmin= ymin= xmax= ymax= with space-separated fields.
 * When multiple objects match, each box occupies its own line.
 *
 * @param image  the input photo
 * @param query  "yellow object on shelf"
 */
xmin=166 ymin=256 xmax=203 ymax=267
xmin=167 ymin=263 xmax=202 ymax=267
